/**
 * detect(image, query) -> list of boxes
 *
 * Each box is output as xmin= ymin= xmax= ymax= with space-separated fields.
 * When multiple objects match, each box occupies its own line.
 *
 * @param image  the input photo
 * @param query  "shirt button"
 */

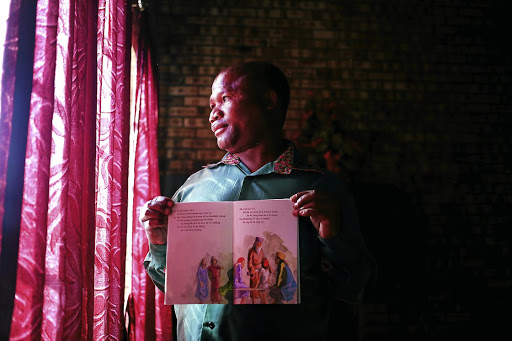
xmin=203 ymin=321 xmax=215 ymax=329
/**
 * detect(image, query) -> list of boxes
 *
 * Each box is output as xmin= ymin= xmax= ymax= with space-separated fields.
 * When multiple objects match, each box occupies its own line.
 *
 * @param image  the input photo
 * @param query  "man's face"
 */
xmin=209 ymin=71 xmax=267 ymax=153
xmin=254 ymin=242 xmax=262 ymax=250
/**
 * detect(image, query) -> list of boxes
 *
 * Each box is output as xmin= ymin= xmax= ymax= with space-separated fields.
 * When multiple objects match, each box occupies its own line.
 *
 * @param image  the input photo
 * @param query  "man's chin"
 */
xmin=217 ymin=141 xmax=239 ymax=154
xmin=218 ymin=141 xmax=253 ymax=155
xmin=217 ymin=142 xmax=231 ymax=152
xmin=216 ymin=139 xmax=226 ymax=150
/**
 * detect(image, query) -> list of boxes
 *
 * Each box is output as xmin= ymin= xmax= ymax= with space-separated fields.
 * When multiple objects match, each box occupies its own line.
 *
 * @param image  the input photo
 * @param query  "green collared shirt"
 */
xmin=144 ymin=142 xmax=372 ymax=341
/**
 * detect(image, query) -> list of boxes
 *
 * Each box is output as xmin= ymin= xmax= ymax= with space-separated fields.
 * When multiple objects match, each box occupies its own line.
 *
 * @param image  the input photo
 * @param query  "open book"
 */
xmin=164 ymin=199 xmax=299 ymax=305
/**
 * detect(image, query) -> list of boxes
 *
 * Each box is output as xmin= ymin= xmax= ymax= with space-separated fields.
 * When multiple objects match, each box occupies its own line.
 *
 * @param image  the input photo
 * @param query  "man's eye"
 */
xmin=222 ymin=96 xmax=229 ymax=102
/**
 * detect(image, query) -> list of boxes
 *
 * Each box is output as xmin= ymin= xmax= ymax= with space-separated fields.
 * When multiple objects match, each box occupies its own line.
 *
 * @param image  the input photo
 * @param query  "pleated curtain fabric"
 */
xmin=5 ymin=0 xmax=131 ymax=339
xmin=128 ymin=8 xmax=173 ymax=341
xmin=1 ymin=1 xmax=169 ymax=339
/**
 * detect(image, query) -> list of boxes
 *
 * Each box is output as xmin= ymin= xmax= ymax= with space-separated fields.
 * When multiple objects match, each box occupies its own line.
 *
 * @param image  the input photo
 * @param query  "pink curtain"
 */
xmin=95 ymin=0 xmax=131 ymax=338
xmin=127 ymin=8 xmax=173 ymax=340
xmin=0 ymin=0 xmax=22 ymax=257
xmin=7 ymin=0 xmax=132 ymax=339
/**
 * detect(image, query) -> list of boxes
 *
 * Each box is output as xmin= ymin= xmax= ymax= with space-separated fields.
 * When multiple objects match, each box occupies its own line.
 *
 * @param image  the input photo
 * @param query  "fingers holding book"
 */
xmin=140 ymin=196 xmax=175 ymax=245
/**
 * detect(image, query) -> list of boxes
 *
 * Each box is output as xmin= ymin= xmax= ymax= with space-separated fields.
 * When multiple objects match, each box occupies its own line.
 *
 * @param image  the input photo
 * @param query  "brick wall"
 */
xmin=150 ymin=0 xmax=511 ymax=339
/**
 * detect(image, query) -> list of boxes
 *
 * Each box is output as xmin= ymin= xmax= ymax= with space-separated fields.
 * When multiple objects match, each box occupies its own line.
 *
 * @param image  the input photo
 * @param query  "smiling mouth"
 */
xmin=212 ymin=124 xmax=227 ymax=136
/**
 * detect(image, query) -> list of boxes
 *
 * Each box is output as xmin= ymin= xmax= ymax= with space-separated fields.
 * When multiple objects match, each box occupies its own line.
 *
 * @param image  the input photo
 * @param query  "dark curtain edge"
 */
xmin=0 ymin=0 xmax=37 ymax=338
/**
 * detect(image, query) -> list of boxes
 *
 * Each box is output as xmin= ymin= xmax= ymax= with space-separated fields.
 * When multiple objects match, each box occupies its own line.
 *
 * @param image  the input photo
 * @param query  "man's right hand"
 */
xmin=139 ymin=196 xmax=174 ymax=245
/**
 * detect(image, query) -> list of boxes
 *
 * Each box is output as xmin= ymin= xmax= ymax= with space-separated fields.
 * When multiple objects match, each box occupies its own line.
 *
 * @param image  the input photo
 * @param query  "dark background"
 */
xmin=146 ymin=0 xmax=511 ymax=339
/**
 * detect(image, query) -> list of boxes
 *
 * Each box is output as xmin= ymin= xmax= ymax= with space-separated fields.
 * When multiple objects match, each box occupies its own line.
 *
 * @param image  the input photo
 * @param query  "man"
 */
xmin=140 ymin=61 xmax=373 ymax=340
xmin=247 ymin=236 xmax=265 ymax=303
xmin=270 ymin=251 xmax=297 ymax=304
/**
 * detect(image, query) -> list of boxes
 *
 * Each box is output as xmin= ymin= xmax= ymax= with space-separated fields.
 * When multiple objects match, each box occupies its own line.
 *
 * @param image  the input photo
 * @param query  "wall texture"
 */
xmin=150 ymin=0 xmax=510 ymax=339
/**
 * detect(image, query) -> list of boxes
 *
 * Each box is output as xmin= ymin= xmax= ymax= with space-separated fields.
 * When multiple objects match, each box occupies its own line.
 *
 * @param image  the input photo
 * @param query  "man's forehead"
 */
xmin=212 ymin=71 xmax=246 ymax=92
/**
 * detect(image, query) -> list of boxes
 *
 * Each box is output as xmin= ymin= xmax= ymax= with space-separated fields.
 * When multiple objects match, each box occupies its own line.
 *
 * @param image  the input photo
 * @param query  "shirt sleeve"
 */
xmin=316 ymin=174 xmax=376 ymax=304
xmin=319 ymin=234 xmax=374 ymax=304
xmin=143 ymin=243 xmax=167 ymax=293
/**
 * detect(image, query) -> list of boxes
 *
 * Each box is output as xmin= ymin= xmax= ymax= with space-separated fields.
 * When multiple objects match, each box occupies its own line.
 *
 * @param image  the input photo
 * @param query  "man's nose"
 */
xmin=209 ymin=108 xmax=223 ymax=123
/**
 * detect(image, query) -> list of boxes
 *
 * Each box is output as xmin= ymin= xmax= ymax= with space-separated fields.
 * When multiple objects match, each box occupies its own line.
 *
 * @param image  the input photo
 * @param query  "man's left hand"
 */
xmin=290 ymin=190 xmax=341 ymax=239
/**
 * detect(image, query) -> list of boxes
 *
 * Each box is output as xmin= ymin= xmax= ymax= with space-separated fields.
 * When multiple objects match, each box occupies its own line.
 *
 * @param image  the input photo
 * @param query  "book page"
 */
xmin=232 ymin=199 xmax=299 ymax=304
xmin=165 ymin=201 xmax=233 ymax=305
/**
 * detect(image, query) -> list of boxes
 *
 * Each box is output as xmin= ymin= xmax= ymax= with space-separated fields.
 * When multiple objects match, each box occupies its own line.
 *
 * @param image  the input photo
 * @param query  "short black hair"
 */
xmin=223 ymin=61 xmax=290 ymax=125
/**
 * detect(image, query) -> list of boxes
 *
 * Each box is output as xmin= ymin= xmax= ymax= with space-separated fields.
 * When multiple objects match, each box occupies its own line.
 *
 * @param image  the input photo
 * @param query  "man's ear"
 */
xmin=262 ymin=90 xmax=279 ymax=111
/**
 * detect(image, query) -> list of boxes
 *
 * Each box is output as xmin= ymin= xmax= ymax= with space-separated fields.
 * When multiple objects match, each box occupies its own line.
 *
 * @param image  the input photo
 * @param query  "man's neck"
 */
xmin=235 ymin=138 xmax=286 ymax=173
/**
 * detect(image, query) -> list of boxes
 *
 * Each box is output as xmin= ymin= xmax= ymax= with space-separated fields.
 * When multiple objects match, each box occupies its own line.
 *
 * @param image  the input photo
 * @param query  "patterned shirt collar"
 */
xmin=273 ymin=143 xmax=294 ymax=174
xmin=206 ymin=140 xmax=299 ymax=175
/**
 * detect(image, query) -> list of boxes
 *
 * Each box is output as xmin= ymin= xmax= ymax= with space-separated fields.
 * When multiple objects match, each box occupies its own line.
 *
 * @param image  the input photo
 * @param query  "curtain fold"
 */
xmin=94 ymin=0 xmax=131 ymax=338
xmin=10 ymin=0 xmax=82 ymax=338
xmin=0 ymin=0 xmax=37 ymax=338
xmin=0 ymin=0 xmax=21 ymax=250
xmin=129 ymin=8 xmax=173 ymax=341
xmin=8 ymin=0 xmax=132 ymax=339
